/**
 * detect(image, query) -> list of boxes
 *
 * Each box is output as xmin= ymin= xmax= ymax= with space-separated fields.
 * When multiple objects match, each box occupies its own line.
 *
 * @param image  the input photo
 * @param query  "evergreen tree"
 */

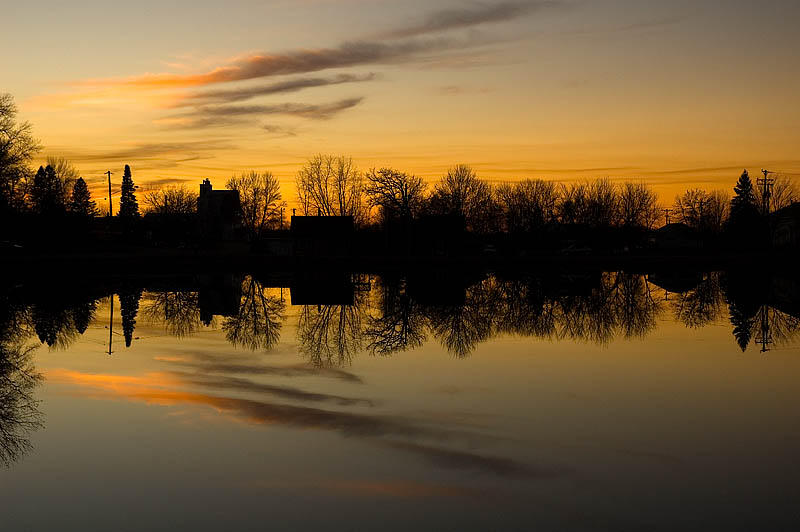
xmin=118 ymin=164 xmax=139 ymax=218
xmin=69 ymin=177 xmax=98 ymax=216
xmin=730 ymin=170 xmax=758 ymax=220
xmin=29 ymin=164 xmax=65 ymax=214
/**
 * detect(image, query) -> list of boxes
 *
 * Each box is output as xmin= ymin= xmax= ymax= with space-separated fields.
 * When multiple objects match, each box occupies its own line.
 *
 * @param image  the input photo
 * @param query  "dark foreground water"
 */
xmin=1 ymin=270 xmax=799 ymax=531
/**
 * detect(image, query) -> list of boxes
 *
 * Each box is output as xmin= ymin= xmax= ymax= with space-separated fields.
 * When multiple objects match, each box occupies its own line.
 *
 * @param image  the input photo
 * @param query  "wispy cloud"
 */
xmin=388 ymin=0 xmax=562 ymax=39
xmin=81 ymin=40 xmax=452 ymax=90
xmin=175 ymin=73 xmax=377 ymax=107
xmin=262 ymin=124 xmax=298 ymax=137
xmin=71 ymin=2 xmax=548 ymax=92
xmin=161 ymin=97 xmax=364 ymax=129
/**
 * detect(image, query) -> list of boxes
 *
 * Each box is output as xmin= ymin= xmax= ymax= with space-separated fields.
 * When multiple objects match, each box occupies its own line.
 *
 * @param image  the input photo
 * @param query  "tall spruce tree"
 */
xmin=69 ymin=177 xmax=98 ymax=216
xmin=730 ymin=170 xmax=758 ymax=220
xmin=29 ymin=164 xmax=65 ymax=214
xmin=118 ymin=164 xmax=139 ymax=218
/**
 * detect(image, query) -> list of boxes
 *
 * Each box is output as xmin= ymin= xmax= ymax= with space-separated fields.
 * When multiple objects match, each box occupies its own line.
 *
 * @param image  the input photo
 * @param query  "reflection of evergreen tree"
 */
xmin=728 ymin=302 xmax=755 ymax=351
xmin=31 ymin=305 xmax=78 ymax=349
xmin=71 ymin=300 xmax=97 ymax=335
xmin=119 ymin=289 xmax=142 ymax=348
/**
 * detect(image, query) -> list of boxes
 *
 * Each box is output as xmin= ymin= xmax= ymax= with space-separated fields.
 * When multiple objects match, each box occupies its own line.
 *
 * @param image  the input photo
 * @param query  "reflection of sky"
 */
xmin=3 ymin=292 xmax=800 ymax=530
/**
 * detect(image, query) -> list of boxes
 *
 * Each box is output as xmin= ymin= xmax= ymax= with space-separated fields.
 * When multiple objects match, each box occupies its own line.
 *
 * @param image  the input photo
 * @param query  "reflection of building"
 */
xmin=198 ymin=273 xmax=243 ymax=325
xmin=290 ymin=216 xmax=353 ymax=257
xmin=290 ymin=270 xmax=354 ymax=305
xmin=772 ymin=203 xmax=800 ymax=249
xmin=198 ymin=179 xmax=242 ymax=241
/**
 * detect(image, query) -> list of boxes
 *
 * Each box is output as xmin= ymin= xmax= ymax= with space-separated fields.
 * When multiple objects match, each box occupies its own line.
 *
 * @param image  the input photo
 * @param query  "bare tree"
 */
xmin=0 ymin=93 xmax=41 ymax=212
xmin=619 ymin=181 xmax=660 ymax=229
xmin=496 ymin=179 xmax=560 ymax=233
xmin=142 ymin=185 xmax=198 ymax=214
xmin=364 ymin=167 xmax=427 ymax=223
xmin=558 ymin=179 xmax=620 ymax=228
xmin=673 ymin=188 xmax=729 ymax=232
xmin=296 ymin=155 xmax=367 ymax=224
xmin=227 ymin=171 xmax=286 ymax=238
xmin=756 ymin=174 xmax=799 ymax=213
xmin=427 ymin=164 xmax=499 ymax=233
xmin=558 ymin=182 xmax=589 ymax=226
xmin=586 ymin=178 xmax=620 ymax=228
xmin=45 ymin=156 xmax=79 ymax=207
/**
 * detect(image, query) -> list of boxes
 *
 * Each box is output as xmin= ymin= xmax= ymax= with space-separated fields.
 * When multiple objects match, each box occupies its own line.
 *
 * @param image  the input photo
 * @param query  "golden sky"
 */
xmin=4 ymin=0 xmax=800 ymax=204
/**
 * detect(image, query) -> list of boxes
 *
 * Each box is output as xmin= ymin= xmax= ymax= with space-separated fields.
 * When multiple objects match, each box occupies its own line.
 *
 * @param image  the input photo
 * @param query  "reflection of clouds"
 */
xmin=164 ymin=371 xmax=373 ymax=407
xmin=47 ymin=367 xmax=539 ymax=478
xmin=306 ymin=478 xmax=493 ymax=500
xmin=155 ymin=353 xmax=365 ymax=383
xmin=380 ymin=441 xmax=564 ymax=479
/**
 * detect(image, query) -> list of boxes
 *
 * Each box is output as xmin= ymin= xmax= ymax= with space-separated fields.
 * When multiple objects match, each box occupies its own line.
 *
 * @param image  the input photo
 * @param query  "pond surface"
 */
xmin=1 ymin=270 xmax=799 ymax=531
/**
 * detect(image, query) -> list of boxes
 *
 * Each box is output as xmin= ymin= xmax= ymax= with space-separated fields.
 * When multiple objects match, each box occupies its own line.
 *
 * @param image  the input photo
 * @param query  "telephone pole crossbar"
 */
xmin=758 ymin=169 xmax=775 ymax=217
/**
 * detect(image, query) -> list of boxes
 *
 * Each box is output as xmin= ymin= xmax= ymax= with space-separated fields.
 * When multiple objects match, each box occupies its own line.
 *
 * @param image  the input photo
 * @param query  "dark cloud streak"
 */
xmin=388 ymin=1 xmax=562 ymax=39
xmin=175 ymin=73 xmax=377 ymax=107
xmin=164 ymin=98 xmax=364 ymax=129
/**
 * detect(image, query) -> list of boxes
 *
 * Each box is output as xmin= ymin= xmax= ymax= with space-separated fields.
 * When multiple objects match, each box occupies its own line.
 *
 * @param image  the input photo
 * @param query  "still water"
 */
xmin=1 ymin=270 xmax=799 ymax=531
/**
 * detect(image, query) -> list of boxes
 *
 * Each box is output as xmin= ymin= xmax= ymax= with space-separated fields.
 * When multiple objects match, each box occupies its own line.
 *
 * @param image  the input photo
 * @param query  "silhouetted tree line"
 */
xmin=3 ymin=89 xmax=797 ymax=253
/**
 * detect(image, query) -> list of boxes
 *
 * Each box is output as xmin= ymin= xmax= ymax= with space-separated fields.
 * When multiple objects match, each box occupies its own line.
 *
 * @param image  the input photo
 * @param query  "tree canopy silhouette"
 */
xmin=296 ymin=154 xmax=367 ymax=223
xmin=364 ymin=168 xmax=427 ymax=223
xmin=118 ymin=164 xmax=139 ymax=218
xmin=226 ymin=171 xmax=285 ymax=238
xmin=70 ymin=177 xmax=98 ymax=217
xmin=0 ymin=93 xmax=41 ymax=213
xmin=142 ymin=185 xmax=197 ymax=215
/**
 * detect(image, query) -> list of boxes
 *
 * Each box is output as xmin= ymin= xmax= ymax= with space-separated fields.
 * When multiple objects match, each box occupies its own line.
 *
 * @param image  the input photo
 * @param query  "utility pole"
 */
xmin=105 ymin=170 xmax=114 ymax=217
xmin=663 ymin=208 xmax=672 ymax=225
xmin=759 ymin=169 xmax=775 ymax=216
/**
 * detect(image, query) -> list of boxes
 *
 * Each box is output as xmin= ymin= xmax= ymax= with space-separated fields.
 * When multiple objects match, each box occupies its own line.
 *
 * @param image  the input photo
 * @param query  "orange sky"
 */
xmin=5 ymin=0 xmax=800 ymax=205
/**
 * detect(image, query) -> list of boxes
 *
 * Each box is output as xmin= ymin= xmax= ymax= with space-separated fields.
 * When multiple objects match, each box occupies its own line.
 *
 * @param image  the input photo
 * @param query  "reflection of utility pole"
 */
xmin=107 ymin=294 xmax=114 ymax=356
xmin=755 ymin=305 xmax=773 ymax=353
xmin=663 ymin=208 xmax=672 ymax=226
xmin=105 ymin=170 xmax=114 ymax=217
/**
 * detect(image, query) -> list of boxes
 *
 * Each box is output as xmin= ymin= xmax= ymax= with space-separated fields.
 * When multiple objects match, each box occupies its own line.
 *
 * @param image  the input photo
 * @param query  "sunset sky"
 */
xmin=4 ymin=0 xmax=800 ymax=203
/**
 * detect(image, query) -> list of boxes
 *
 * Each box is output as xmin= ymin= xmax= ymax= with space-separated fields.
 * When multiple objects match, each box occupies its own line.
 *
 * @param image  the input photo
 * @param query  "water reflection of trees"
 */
xmin=222 ymin=276 xmax=285 ymax=351
xmin=142 ymin=291 xmax=205 ymax=338
xmin=0 ymin=303 xmax=43 ymax=467
xmin=29 ymin=300 xmax=97 ymax=350
xmin=298 ymin=271 xmax=666 ymax=364
xmin=3 ymin=270 xmax=799 ymax=367
xmin=671 ymin=272 xmax=724 ymax=328
xmin=298 ymin=303 xmax=365 ymax=366
xmin=364 ymin=278 xmax=426 ymax=356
